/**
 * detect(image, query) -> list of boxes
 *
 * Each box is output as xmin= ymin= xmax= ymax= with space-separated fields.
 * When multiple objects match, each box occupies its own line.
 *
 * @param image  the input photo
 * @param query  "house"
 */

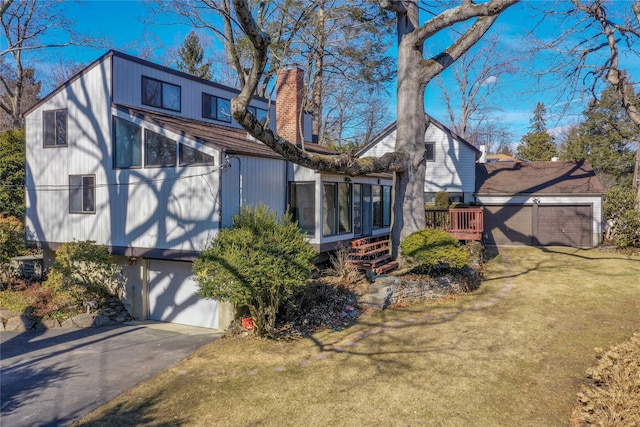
xmin=24 ymin=50 xmax=392 ymax=329
xmin=476 ymin=160 xmax=604 ymax=247
xmin=360 ymin=117 xmax=604 ymax=249
xmin=358 ymin=115 xmax=482 ymax=204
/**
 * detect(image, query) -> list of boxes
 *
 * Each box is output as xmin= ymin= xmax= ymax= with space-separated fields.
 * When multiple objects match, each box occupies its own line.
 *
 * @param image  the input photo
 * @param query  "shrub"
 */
xmin=193 ymin=205 xmax=317 ymax=338
xmin=434 ymin=191 xmax=450 ymax=208
xmin=615 ymin=209 xmax=640 ymax=248
xmin=0 ymin=215 xmax=26 ymax=281
xmin=43 ymin=240 xmax=124 ymax=311
xmin=327 ymin=244 xmax=362 ymax=285
xmin=400 ymin=229 xmax=469 ymax=274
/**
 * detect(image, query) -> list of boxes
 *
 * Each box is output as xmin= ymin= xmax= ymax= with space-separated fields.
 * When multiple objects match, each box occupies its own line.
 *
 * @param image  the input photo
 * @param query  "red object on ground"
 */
xmin=241 ymin=317 xmax=254 ymax=330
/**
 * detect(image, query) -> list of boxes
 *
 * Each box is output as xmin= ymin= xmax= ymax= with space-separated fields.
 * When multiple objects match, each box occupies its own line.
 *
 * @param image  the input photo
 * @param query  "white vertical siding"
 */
xmin=26 ymin=57 xmax=223 ymax=252
xmin=111 ymin=55 xmax=275 ymax=130
xmin=221 ymin=155 xmax=287 ymax=227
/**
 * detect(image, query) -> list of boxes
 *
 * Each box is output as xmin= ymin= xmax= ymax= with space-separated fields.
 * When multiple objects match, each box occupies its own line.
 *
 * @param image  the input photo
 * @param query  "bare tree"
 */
xmin=534 ymin=0 xmax=640 ymax=206
xmin=436 ymin=34 xmax=518 ymax=144
xmin=1 ymin=0 xmax=75 ymax=129
xmin=228 ymin=0 xmax=517 ymax=257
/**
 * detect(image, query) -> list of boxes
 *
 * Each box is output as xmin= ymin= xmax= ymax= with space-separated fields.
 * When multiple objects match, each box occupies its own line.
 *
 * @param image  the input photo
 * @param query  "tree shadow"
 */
xmin=72 ymin=390 xmax=188 ymax=427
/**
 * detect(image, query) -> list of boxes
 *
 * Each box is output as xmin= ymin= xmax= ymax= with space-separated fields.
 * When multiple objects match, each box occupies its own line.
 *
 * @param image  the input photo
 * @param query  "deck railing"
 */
xmin=425 ymin=207 xmax=484 ymax=241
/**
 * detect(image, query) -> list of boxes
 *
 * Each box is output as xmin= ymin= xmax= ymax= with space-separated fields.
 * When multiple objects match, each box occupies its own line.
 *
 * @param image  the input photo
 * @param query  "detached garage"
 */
xmin=476 ymin=161 xmax=604 ymax=248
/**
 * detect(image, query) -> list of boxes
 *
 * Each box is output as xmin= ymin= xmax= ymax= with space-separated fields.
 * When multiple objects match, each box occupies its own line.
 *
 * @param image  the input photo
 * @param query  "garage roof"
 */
xmin=476 ymin=160 xmax=605 ymax=195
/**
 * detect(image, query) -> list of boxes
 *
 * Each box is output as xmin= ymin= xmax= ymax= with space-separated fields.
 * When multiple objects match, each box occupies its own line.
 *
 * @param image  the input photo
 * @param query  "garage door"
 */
xmin=537 ymin=205 xmax=592 ymax=247
xmin=148 ymin=260 xmax=219 ymax=329
xmin=484 ymin=205 xmax=533 ymax=246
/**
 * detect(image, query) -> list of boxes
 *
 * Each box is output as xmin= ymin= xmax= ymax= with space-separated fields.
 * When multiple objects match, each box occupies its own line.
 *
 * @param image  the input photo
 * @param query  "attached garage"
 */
xmin=147 ymin=260 xmax=219 ymax=329
xmin=476 ymin=161 xmax=604 ymax=248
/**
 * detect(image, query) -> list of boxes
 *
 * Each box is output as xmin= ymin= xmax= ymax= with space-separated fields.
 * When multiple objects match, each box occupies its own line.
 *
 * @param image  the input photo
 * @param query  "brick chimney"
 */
xmin=276 ymin=67 xmax=304 ymax=144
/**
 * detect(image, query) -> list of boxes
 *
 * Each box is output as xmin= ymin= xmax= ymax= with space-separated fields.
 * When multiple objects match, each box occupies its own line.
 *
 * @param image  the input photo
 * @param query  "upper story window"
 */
xmin=248 ymin=106 xmax=269 ymax=123
xmin=113 ymin=116 xmax=142 ymax=169
xmin=179 ymin=144 xmax=214 ymax=166
xmin=69 ymin=175 xmax=95 ymax=214
xmin=202 ymin=93 xmax=231 ymax=122
xmin=145 ymin=129 xmax=176 ymax=167
xmin=43 ymin=109 xmax=67 ymax=147
xmin=425 ymin=142 xmax=435 ymax=162
xmin=142 ymin=76 xmax=181 ymax=112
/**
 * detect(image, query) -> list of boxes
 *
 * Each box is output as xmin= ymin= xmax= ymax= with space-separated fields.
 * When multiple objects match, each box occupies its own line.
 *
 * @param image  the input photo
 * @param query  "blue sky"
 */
xmin=15 ymin=0 xmax=640 ymax=147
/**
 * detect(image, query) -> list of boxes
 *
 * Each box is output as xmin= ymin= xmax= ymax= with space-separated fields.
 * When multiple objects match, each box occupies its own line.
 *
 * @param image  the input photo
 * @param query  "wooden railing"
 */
xmin=425 ymin=207 xmax=484 ymax=241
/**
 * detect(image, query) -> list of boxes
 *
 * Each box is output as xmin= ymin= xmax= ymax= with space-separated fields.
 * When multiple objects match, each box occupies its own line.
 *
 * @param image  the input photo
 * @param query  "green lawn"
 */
xmin=74 ymin=247 xmax=640 ymax=427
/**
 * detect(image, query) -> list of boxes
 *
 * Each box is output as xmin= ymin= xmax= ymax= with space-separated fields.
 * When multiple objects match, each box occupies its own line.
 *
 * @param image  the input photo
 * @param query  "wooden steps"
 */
xmin=349 ymin=235 xmax=398 ymax=275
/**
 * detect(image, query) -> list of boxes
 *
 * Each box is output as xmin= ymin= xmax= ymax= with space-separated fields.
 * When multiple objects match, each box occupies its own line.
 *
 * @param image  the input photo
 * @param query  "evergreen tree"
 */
xmin=176 ymin=31 xmax=213 ymax=80
xmin=559 ymin=86 xmax=637 ymax=187
xmin=0 ymin=129 xmax=25 ymax=219
xmin=516 ymin=102 xmax=557 ymax=161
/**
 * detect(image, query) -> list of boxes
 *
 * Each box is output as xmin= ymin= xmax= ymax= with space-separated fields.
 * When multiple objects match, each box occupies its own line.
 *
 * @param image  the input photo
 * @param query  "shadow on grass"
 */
xmin=72 ymin=390 xmax=187 ymax=427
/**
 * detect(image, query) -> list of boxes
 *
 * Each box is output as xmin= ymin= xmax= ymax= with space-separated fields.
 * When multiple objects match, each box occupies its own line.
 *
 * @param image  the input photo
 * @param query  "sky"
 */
xmin=9 ymin=0 xmax=640 ymax=148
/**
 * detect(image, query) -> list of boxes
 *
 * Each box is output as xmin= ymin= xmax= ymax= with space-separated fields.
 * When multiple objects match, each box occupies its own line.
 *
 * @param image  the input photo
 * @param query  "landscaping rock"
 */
xmin=4 ymin=315 xmax=36 ymax=332
xmin=92 ymin=314 xmax=113 ymax=327
xmin=0 ymin=309 xmax=20 ymax=321
xmin=41 ymin=318 xmax=61 ymax=329
xmin=61 ymin=318 xmax=78 ymax=329
xmin=70 ymin=313 xmax=95 ymax=328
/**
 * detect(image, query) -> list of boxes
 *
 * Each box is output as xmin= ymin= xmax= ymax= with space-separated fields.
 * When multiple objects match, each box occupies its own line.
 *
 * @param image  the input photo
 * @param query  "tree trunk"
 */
xmin=390 ymin=2 xmax=426 ymax=259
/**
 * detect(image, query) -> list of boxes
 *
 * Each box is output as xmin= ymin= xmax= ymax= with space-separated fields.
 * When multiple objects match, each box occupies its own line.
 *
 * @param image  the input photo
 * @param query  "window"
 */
xmin=142 ymin=76 xmax=181 ymax=111
xmin=43 ymin=109 xmax=67 ymax=147
xmin=202 ymin=93 xmax=231 ymax=122
xmin=424 ymin=192 xmax=436 ymax=204
xmin=113 ymin=116 xmax=142 ymax=168
xmin=289 ymin=182 xmax=315 ymax=235
xmin=69 ymin=175 xmax=95 ymax=213
xmin=323 ymin=182 xmax=351 ymax=236
xmin=425 ymin=141 xmax=435 ymax=161
xmin=373 ymin=185 xmax=392 ymax=229
xmin=145 ymin=129 xmax=176 ymax=167
xmin=248 ymin=106 xmax=269 ymax=123
xmin=179 ymin=144 xmax=214 ymax=166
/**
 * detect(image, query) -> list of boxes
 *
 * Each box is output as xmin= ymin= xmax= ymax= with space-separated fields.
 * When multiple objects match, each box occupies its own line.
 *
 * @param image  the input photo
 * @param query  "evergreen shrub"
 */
xmin=400 ymin=229 xmax=469 ymax=274
xmin=193 ymin=205 xmax=317 ymax=337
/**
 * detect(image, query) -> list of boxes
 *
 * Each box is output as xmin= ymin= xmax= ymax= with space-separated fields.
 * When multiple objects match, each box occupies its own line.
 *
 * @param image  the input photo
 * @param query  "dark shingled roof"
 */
xmin=114 ymin=104 xmax=337 ymax=159
xmin=476 ymin=160 xmax=605 ymax=195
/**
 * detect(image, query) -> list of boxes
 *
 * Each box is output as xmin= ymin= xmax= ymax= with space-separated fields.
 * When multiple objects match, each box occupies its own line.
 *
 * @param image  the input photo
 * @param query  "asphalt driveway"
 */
xmin=0 ymin=321 xmax=221 ymax=427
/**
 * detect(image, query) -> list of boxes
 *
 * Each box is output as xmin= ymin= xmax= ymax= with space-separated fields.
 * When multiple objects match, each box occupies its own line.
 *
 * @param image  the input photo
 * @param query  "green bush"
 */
xmin=193 ymin=205 xmax=317 ymax=337
xmin=400 ymin=229 xmax=469 ymax=274
xmin=616 ymin=209 xmax=640 ymax=248
xmin=43 ymin=240 xmax=124 ymax=310
xmin=435 ymin=191 xmax=450 ymax=209
xmin=0 ymin=215 xmax=26 ymax=281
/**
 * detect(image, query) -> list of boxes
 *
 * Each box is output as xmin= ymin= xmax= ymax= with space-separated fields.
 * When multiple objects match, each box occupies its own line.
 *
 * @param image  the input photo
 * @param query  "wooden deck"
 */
xmin=425 ymin=207 xmax=484 ymax=241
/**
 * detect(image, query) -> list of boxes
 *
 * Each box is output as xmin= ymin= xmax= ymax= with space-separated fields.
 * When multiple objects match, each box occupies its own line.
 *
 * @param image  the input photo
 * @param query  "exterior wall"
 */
xmin=475 ymin=195 xmax=603 ymax=247
xmin=290 ymin=165 xmax=392 ymax=249
xmin=360 ymin=124 xmax=477 ymax=202
xmin=26 ymin=56 xmax=114 ymax=250
xmin=111 ymin=54 xmax=274 ymax=130
xmin=26 ymin=57 xmax=223 ymax=255
xmin=423 ymin=125 xmax=477 ymax=199
xmin=221 ymin=154 xmax=287 ymax=227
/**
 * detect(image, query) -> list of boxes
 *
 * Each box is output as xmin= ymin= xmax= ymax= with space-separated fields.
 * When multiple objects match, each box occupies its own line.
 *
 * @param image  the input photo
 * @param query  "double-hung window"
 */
xmin=69 ymin=175 xmax=95 ymax=213
xmin=425 ymin=141 xmax=435 ymax=162
xmin=43 ymin=109 xmax=68 ymax=147
xmin=202 ymin=93 xmax=231 ymax=122
xmin=142 ymin=76 xmax=181 ymax=111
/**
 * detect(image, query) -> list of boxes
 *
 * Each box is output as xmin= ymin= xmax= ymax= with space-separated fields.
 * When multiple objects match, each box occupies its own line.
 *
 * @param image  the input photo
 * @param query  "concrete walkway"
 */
xmin=0 ymin=321 xmax=221 ymax=427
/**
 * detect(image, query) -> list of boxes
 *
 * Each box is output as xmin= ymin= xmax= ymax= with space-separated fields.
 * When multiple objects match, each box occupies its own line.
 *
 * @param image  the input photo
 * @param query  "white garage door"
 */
xmin=148 ymin=260 xmax=219 ymax=329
